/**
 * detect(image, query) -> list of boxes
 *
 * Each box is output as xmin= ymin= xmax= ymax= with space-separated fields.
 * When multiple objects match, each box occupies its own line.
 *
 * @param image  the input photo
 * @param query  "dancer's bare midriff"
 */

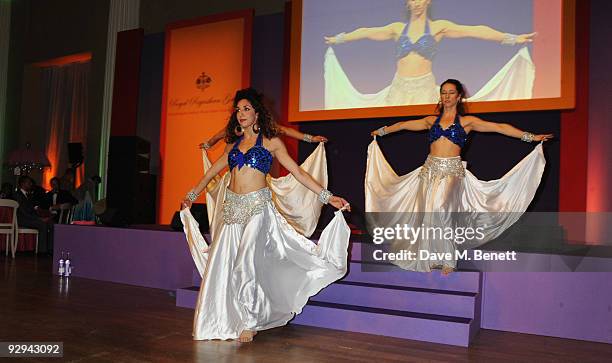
xmin=429 ymin=138 xmax=462 ymax=158
xmin=228 ymin=167 xmax=268 ymax=195
xmin=396 ymin=53 xmax=433 ymax=78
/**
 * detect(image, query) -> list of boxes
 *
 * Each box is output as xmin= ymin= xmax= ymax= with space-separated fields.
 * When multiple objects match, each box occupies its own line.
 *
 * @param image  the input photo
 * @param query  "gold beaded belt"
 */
xmin=222 ymin=187 xmax=272 ymax=225
xmin=418 ymin=155 xmax=465 ymax=180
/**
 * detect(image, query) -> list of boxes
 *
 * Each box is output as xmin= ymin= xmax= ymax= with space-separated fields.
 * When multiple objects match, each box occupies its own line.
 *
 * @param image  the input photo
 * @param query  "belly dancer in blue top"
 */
xmin=367 ymin=79 xmax=553 ymax=274
xmin=181 ymin=88 xmax=350 ymax=342
xmin=324 ymin=0 xmax=536 ymax=107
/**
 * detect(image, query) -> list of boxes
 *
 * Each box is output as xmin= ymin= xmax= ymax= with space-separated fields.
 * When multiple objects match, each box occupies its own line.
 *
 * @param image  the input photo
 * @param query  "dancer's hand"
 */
xmin=181 ymin=199 xmax=192 ymax=210
xmin=324 ymin=35 xmax=338 ymax=45
xmin=199 ymin=140 xmax=211 ymax=150
xmin=517 ymin=32 xmax=537 ymax=44
xmin=370 ymin=127 xmax=385 ymax=137
xmin=312 ymin=135 xmax=328 ymax=143
xmin=534 ymin=133 xmax=554 ymax=142
xmin=329 ymin=196 xmax=350 ymax=211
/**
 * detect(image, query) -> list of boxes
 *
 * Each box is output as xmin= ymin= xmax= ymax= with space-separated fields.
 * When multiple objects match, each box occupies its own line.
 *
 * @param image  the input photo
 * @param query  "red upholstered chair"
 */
xmin=0 ymin=199 xmax=18 ymax=257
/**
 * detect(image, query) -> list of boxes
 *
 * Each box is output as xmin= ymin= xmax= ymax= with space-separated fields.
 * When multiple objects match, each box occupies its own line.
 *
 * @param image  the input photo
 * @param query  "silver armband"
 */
xmin=303 ymin=134 xmax=314 ymax=143
xmin=318 ymin=189 xmax=333 ymax=204
xmin=186 ymin=190 xmax=199 ymax=202
xmin=501 ymin=33 xmax=518 ymax=46
xmin=335 ymin=32 xmax=347 ymax=44
xmin=521 ymin=132 xmax=535 ymax=143
xmin=377 ymin=126 xmax=387 ymax=137
xmin=201 ymin=142 xmax=211 ymax=150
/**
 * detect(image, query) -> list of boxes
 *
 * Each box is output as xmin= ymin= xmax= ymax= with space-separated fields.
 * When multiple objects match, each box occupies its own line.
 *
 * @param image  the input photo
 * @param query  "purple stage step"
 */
xmin=175 ymin=286 xmax=479 ymax=346
xmin=310 ymin=281 xmax=477 ymax=318
xmin=293 ymin=268 xmax=482 ymax=346
xmin=291 ymin=301 xmax=476 ymax=347
xmin=176 ymin=286 xmax=199 ymax=309
xmin=188 ymin=261 xmax=481 ymax=293
xmin=344 ymin=262 xmax=481 ymax=293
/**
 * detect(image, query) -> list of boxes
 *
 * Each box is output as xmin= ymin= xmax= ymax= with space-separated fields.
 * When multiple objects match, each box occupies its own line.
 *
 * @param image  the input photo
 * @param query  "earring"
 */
xmin=235 ymin=125 xmax=243 ymax=136
xmin=253 ymin=123 xmax=260 ymax=134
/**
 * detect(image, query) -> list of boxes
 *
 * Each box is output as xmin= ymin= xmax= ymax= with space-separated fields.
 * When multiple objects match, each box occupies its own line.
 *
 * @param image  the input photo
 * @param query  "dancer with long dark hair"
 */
xmin=181 ymin=88 xmax=350 ymax=342
xmin=366 ymin=79 xmax=552 ymax=274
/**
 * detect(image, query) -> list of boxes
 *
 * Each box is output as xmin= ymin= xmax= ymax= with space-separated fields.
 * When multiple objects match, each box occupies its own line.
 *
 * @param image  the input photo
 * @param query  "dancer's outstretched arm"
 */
xmin=200 ymin=126 xmax=328 ymax=149
xmin=268 ymin=137 xmax=350 ymax=211
xmin=463 ymin=116 xmax=553 ymax=142
xmin=325 ymin=22 xmax=404 ymax=44
xmin=280 ymin=126 xmax=328 ymax=143
xmin=370 ymin=116 xmax=436 ymax=137
xmin=435 ymin=19 xmax=535 ymax=45
xmin=182 ymin=143 xmax=232 ymax=209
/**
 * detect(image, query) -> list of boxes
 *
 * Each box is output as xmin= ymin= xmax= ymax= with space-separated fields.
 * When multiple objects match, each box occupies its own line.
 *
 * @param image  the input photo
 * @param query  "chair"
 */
xmin=16 ymin=222 xmax=39 ymax=256
xmin=58 ymin=203 xmax=73 ymax=224
xmin=0 ymin=199 xmax=18 ymax=257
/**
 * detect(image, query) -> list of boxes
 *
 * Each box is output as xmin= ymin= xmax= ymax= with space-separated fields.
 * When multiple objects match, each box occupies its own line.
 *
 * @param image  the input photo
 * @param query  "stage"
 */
xmin=53 ymin=224 xmax=612 ymax=347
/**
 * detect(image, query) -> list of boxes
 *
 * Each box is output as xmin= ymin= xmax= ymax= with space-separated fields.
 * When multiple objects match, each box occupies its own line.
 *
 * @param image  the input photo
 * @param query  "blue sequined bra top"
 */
xmin=429 ymin=114 xmax=468 ymax=148
xmin=228 ymin=133 xmax=273 ymax=175
xmin=396 ymin=21 xmax=437 ymax=60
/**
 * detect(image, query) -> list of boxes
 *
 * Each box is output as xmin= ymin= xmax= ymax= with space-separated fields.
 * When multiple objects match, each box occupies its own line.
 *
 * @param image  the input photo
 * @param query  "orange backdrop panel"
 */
xmin=159 ymin=12 xmax=252 ymax=224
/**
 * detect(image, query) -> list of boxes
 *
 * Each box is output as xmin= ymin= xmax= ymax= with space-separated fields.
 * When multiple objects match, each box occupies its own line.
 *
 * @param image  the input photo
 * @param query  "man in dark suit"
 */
xmin=13 ymin=176 xmax=53 ymax=254
xmin=44 ymin=177 xmax=78 ymax=210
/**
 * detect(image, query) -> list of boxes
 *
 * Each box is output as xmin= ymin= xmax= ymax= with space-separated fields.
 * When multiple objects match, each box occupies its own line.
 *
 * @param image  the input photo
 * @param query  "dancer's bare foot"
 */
xmin=238 ymin=330 xmax=257 ymax=343
xmin=441 ymin=266 xmax=455 ymax=276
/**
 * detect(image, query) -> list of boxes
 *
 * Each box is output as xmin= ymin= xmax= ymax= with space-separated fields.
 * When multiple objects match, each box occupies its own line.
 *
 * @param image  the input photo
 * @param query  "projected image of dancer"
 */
xmin=324 ymin=0 xmax=536 ymax=109
xmin=180 ymin=88 xmax=350 ymax=343
xmin=365 ymin=79 xmax=552 ymax=274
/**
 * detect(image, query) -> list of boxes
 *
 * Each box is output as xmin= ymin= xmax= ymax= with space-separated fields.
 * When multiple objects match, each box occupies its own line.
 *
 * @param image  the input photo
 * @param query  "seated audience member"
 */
xmin=12 ymin=176 xmax=53 ymax=254
xmin=60 ymin=167 xmax=76 ymax=195
xmin=29 ymin=178 xmax=48 ymax=209
xmin=45 ymin=177 xmax=78 ymax=222
xmin=72 ymin=175 xmax=102 ymax=222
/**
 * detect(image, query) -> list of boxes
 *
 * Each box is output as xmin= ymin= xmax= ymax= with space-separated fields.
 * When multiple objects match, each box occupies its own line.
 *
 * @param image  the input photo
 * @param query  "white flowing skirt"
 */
xmin=365 ymin=140 xmax=546 ymax=272
xmin=180 ymin=144 xmax=350 ymax=340
xmin=181 ymin=189 xmax=349 ymax=340
xmin=324 ymin=47 xmax=535 ymax=110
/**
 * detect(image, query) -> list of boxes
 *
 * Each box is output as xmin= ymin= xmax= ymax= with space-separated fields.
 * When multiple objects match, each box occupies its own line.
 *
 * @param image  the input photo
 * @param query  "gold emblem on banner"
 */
xmin=195 ymin=72 xmax=212 ymax=91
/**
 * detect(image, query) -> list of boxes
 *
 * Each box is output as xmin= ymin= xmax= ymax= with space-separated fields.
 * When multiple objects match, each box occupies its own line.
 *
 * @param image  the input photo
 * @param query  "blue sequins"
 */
xmin=429 ymin=114 xmax=467 ymax=148
xmin=396 ymin=21 xmax=438 ymax=60
xmin=228 ymin=133 xmax=273 ymax=175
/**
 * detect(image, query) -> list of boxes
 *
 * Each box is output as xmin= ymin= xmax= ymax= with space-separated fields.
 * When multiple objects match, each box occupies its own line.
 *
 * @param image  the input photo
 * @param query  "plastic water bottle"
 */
xmin=65 ymin=252 xmax=71 ymax=277
xmin=58 ymin=252 xmax=65 ymax=276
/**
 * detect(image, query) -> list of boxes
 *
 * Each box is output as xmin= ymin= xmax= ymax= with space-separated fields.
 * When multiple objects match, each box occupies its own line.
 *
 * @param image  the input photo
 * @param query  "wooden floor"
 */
xmin=2 ymin=254 xmax=611 ymax=363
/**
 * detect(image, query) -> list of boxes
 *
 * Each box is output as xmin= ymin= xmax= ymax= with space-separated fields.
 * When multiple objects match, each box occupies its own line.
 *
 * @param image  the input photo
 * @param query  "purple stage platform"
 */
xmin=54 ymin=225 xmax=612 ymax=346
xmin=53 ymin=224 xmax=193 ymax=291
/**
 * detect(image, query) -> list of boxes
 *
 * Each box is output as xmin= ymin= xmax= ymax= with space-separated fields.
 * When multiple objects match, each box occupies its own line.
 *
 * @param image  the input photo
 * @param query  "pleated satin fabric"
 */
xmin=324 ymin=46 xmax=535 ymax=110
xmin=180 ymin=202 xmax=349 ymax=340
xmin=365 ymin=139 xmax=546 ymax=271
